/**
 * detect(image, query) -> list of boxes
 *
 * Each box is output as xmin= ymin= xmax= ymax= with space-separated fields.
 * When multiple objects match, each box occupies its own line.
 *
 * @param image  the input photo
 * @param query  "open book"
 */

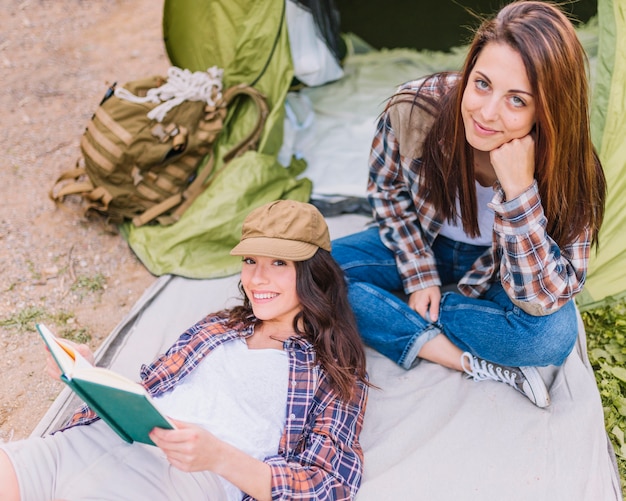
xmin=36 ymin=323 xmax=174 ymax=445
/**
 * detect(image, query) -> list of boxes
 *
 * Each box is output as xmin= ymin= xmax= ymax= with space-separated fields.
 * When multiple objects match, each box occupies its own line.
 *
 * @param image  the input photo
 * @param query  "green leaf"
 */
xmin=590 ymin=347 xmax=612 ymax=362
xmin=609 ymin=366 xmax=626 ymax=383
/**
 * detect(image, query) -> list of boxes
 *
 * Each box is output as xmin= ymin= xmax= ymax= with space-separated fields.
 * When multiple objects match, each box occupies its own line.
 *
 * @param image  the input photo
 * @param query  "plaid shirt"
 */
xmin=66 ymin=315 xmax=368 ymax=500
xmin=368 ymin=75 xmax=590 ymax=315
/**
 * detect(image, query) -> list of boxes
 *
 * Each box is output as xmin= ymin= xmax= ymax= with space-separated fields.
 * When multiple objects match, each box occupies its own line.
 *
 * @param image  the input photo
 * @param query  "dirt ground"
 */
xmin=0 ymin=0 xmax=170 ymax=442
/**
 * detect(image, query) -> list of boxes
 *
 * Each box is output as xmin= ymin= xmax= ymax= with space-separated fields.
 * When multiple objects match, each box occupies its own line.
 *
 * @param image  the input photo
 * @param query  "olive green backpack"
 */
xmin=50 ymin=67 xmax=268 ymax=227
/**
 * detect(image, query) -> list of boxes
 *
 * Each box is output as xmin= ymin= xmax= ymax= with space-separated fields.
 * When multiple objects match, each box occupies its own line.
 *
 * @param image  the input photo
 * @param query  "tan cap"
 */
xmin=230 ymin=200 xmax=331 ymax=261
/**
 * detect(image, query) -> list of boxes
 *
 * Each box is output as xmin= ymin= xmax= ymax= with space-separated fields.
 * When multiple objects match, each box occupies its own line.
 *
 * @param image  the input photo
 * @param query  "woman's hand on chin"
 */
xmin=490 ymin=133 xmax=535 ymax=200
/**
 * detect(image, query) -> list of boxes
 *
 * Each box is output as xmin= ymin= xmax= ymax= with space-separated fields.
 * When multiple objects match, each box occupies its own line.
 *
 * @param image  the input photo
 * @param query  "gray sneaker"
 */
xmin=461 ymin=352 xmax=550 ymax=408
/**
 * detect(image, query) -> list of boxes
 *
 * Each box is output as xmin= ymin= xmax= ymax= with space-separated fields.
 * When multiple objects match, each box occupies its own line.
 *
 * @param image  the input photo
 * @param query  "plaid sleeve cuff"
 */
xmin=262 ymin=456 xmax=348 ymax=500
xmin=398 ymin=252 xmax=442 ymax=293
xmin=490 ymin=181 xmax=545 ymax=235
xmin=265 ymin=455 xmax=294 ymax=499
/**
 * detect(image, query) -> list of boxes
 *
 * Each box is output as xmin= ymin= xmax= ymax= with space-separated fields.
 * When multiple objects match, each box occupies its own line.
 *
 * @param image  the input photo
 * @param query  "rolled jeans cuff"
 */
xmin=400 ymin=325 xmax=442 ymax=370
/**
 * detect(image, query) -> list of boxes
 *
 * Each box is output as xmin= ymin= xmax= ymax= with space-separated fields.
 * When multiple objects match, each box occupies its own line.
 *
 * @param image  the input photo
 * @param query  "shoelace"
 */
xmin=114 ymin=66 xmax=224 ymax=122
xmin=461 ymin=352 xmax=520 ymax=389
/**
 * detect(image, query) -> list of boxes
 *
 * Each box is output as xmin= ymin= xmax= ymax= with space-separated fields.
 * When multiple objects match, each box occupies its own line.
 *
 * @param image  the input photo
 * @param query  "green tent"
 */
xmin=581 ymin=0 xmax=626 ymax=309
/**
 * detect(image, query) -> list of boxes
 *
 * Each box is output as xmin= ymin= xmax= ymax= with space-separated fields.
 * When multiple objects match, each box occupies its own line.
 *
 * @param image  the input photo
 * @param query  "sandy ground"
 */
xmin=0 ymin=0 xmax=169 ymax=442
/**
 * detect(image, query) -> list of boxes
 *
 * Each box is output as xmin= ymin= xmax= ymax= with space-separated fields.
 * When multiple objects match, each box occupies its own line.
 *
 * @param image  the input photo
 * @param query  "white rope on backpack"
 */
xmin=114 ymin=66 xmax=224 ymax=122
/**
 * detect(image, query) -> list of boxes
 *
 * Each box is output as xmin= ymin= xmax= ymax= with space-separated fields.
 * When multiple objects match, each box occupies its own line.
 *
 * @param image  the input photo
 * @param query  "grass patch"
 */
xmin=71 ymin=273 xmax=106 ymax=300
xmin=0 ymin=308 xmax=91 ymax=344
xmin=50 ymin=310 xmax=75 ymax=325
xmin=581 ymin=298 xmax=626 ymax=495
xmin=59 ymin=326 xmax=91 ymax=344
xmin=0 ymin=306 xmax=48 ymax=333
xmin=71 ymin=273 xmax=106 ymax=293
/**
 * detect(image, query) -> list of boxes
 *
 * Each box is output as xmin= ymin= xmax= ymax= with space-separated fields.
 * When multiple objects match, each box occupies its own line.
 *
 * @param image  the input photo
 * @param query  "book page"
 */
xmin=37 ymin=324 xmax=139 ymax=391
xmin=36 ymin=323 xmax=77 ymax=376
xmin=72 ymin=365 xmax=146 ymax=395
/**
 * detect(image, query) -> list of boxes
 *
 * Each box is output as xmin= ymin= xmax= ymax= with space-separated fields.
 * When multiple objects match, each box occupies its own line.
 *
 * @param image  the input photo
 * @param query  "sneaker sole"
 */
xmin=520 ymin=367 xmax=551 ymax=408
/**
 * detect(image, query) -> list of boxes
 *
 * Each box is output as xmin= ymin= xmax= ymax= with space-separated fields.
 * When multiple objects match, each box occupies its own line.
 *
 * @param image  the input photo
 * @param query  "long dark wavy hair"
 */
xmin=220 ymin=249 xmax=368 ymax=401
xmin=396 ymin=1 xmax=606 ymax=248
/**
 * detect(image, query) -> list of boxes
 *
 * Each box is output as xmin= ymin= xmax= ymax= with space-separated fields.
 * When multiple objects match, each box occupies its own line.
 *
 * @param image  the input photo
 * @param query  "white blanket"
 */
xmin=34 ymin=214 xmax=622 ymax=500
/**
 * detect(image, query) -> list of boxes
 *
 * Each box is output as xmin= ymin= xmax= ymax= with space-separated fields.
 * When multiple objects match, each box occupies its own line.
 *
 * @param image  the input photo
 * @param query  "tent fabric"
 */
xmin=33 ymin=213 xmax=622 ymax=500
xmin=581 ymin=0 xmax=626 ymax=309
xmin=122 ymin=0 xmax=312 ymax=278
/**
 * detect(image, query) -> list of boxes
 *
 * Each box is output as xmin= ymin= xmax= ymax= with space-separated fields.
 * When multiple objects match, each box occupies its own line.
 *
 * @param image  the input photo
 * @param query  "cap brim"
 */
xmin=230 ymin=237 xmax=318 ymax=261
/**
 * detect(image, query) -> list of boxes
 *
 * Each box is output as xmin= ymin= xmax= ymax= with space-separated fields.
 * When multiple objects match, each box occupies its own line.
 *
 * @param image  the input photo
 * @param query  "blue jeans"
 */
xmin=332 ymin=227 xmax=578 ymax=369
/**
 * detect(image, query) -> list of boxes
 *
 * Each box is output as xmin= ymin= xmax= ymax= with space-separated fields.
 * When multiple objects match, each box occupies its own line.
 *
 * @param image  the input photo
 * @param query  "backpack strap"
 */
xmin=49 ymin=167 xmax=95 ymax=200
xmin=131 ymin=193 xmax=184 ymax=227
xmin=50 ymin=165 xmax=115 ymax=219
xmin=220 ymin=84 xmax=269 ymax=162
xmin=131 ymin=152 xmax=216 ymax=227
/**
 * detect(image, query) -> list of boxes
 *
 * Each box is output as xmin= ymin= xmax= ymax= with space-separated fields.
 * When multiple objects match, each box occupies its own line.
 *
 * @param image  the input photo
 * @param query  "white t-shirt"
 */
xmin=438 ymin=181 xmax=495 ymax=246
xmin=154 ymin=338 xmax=289 ymax=500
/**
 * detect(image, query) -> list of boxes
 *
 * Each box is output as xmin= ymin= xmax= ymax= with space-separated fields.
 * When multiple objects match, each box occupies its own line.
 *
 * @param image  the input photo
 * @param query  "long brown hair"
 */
xmin=224 ymin=249 xmax=368 ymax=401
xmin=416 ymin=1 xmax=605 ymax=247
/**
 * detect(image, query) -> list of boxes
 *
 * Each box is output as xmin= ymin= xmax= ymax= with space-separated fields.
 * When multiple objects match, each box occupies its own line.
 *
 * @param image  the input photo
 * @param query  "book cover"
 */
xmin=36 ymin=323 xmax=174 ymax=445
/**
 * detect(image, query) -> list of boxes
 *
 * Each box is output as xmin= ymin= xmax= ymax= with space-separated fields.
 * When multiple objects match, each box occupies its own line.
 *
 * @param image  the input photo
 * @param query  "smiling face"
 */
xmin=461 ymin=42 xmax=537 ymax=153
xmin=240 ymin=255 xmax=301 ymax=330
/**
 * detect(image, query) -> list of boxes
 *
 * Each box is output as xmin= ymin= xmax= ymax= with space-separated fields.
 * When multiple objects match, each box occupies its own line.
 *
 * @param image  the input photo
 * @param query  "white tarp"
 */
xmin=34 ymin=214 xmax=621 ymax=500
